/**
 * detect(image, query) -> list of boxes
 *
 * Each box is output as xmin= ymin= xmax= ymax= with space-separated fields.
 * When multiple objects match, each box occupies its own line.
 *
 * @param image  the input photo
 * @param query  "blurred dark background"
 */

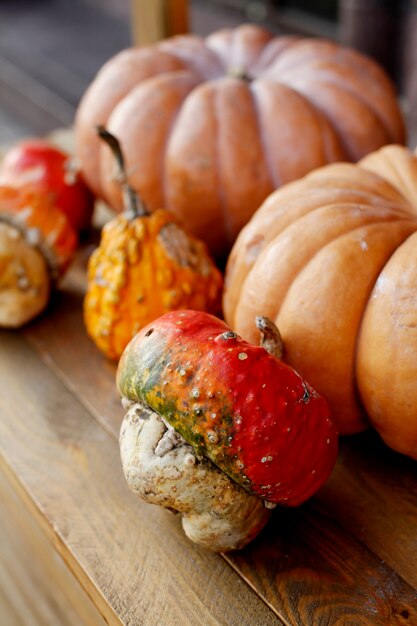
xmin=0 ymin=0 xmax=416 ymax=145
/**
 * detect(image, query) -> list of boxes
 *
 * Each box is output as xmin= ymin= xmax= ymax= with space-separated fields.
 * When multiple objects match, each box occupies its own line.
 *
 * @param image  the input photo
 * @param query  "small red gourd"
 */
xmin=0 ymin=185 xmax=77 ymax=327
xmin=0 ymin=139 xmax=94 ymax=232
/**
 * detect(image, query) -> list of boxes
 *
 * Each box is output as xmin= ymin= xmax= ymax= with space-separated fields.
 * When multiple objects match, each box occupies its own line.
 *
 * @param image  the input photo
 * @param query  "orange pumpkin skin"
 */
xmin=224 ymin=145 xmax=417 ymax=455
xmin=74 ymin=24 xmax=404 ymax=259
xmin=84 ymin=209 xmax=223 ymax=361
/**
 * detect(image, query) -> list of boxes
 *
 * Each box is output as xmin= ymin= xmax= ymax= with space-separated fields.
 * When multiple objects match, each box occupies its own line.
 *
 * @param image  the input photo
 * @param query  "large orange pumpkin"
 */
xmin=74 ymin=24 xmax=404 ymax=259
xmin=223 ymin=144 xmax=417 ymax=459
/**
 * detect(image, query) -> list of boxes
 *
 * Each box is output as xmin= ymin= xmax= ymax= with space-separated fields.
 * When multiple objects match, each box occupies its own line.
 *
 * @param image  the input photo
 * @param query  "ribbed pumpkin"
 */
xmin=224 ymin=144 xmax=417 ymax=458
xmin=0 ymin=185 xmax=77 ymax=327
xmin=84 ymin=128 xmax=223 ymax=360
xmin=74 ymin=24 xmax=404 ymax=259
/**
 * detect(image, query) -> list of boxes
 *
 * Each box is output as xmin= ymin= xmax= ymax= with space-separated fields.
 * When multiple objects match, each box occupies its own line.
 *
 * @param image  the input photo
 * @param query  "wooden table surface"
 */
xmin=1 ymin=189 xmax=417 ymax=625
xmin=0 ymin=3 xmax=417 ymax=622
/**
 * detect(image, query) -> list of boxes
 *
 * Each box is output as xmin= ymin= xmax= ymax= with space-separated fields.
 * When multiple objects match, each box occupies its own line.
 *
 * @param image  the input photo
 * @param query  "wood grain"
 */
xmin=0 ymin=330 xmax=280 ymax=626
xmin=19 ymin=243 xmax=417 ymax=625
xmin=0 ymin=469 xmax=107 ymax=626
xmin=316 ymin=431 xmax=417 ymax=591
xmin=226 ymin=502 xmax=417 ymax=625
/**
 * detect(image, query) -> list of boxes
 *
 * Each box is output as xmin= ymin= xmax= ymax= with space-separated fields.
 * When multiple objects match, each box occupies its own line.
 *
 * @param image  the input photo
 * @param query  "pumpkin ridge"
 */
xmin=106 ymin=70 xmax=201 ymax=210
xmin=304 ymin=163 xmax=411 ymax=206
xmin=74 ymin=47 xmax=191 ymax=198
xmin=163 ymin=81 xmax=227 ymax=255
xmin=277 ymin=220 xmax=417 ymax=431
xmin=262 ymin=38 xmax=342 ymax=75
xmin=356 ymin=231 xmax=417 ymax=457
xmin=224 ymin=174 xmax=413 ymax=324
xmin=159 ymin=82 xmax=199 ymax=215
xmin=374 ymin=149 xmax=417 ymax=213
xmin=277 ymin=58 xmax=402 ymax=145
xmin=158 ymin=36 xmax=224 ymax=80
xmin=233 ymin=210 xmax=417 ymax=341
xmin=213 ymin=82 xmax=238 ymax=249
xmin=353 ymin=228 xmax=417 ymax=433
xmin=76 ymin=25 xmax=405 ymax=258
xmin=297 ymin=71 xmax=393 ymax=144
xmin=247 ymin=81 xmax=277 ymax=188
xmin=270 ymin=39 xmax=393 ymax=91
xmin=281 ymin=79 xmax=390 ymax=160
xmin=250 ymin=36 xmax=301 ymax=74
xmin=231 ymin=204 xmax=413 ymax=333
xmin=218 ymin=78 xmax=276 ymax=238
xmin=313 ymin=104 xmax=345 ymax=164
xmin=228 ymin=24 xmax=273 ymax=76
xmin=248 ymin=82 xmax=279 ymax=186
xmin=205 ymin=28 xmax=234 ymax=70
xmin=249 ymin=81 xmax=317 ymax=188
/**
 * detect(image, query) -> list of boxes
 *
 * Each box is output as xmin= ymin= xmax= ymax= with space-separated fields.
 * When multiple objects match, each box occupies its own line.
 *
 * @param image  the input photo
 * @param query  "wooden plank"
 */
xmin=20 ymin=246 xmax=417 ymax=625
xmin=166 ymin=0 xmax=189 ymax=36
xmin=0 ymin=331 xmax=280 ymax=626
xmin=0 ymin=55 xmax=74 ymax=137
xmin=22 ymin=248 xmax=123 ymax=440
xmin=0 ymin=469 xmax=106 ymax=626
xmin=314 ymin=431 xmax=417 ymax=590
xmin=225 ymin=503 xmax=417 ymax=625
xmin=130 ymin=0 xmax=189 ymax=45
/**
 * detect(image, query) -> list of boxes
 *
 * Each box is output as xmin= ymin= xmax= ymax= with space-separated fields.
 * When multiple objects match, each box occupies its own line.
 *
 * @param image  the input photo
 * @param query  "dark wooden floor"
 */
xmin=1 ymin=0 xmax=414 ymax=146
xmin=0 ymin=0 xmax=132 ymax=141
xmin=0 ymin=0 xmax=248 ymax=144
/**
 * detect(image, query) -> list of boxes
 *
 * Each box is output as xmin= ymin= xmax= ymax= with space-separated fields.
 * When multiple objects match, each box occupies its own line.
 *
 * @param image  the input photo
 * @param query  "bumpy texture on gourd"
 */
xmin=0 ymin=223 xmax=50 ymax=327
xmin=224 ymin=144 xmax=417 ymax=458
xmin=120 ymin=400 xmax=271 ymax=552
xmin=117 ymin=310 xmax=337 ymax=505
xmin=84 ymin=210 xmax=223 ymax=360
xmin=0 ymin=185 xmax=77 ymax=327
xmin=0 ymin=140 xmax=94 ymax=232
xmin=75 ymin=24 xmax=404 ymax=258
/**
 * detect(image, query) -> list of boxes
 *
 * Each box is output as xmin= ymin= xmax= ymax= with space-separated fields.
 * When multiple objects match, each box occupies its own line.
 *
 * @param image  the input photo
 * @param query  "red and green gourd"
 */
xmin=117 ymin=310 xmax=338 ymax=512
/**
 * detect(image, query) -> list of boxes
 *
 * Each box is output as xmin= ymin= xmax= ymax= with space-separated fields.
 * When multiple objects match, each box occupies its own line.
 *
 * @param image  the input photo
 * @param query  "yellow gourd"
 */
xmin=84 ymin=128 xmax=223 ymax=360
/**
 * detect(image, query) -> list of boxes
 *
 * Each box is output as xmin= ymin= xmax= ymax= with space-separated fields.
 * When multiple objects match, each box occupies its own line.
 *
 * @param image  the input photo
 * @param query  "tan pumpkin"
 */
xmin=223 ymin=144 xmax=417 ymax=459
xmin=74 ymin=24 xmax=404 ymax=259
xmin=84 ymin=128 xmax=223 ymax=361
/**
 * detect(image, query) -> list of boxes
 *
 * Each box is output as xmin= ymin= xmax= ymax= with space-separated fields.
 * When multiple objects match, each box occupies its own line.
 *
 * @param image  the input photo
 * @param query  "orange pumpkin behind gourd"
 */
xmin=224 ymin=144 xmax=417 ymax=459
xmin=84 ymin=128 xmax=223 ymax=360
xmin=75 ymin=24 xmax=405 ymax=259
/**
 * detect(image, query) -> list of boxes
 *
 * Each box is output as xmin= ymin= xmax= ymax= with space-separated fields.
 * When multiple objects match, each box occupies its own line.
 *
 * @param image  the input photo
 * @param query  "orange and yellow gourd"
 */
xmin=84 ymin=128 xmax=223 ymax=360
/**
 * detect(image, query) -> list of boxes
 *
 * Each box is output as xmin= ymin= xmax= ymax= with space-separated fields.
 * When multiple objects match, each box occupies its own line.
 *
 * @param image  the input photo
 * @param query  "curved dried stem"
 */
xmin=96 ymin=125 xmax=148 ymax=218
xmin=256 ymin=315 xmax=284 ymax=360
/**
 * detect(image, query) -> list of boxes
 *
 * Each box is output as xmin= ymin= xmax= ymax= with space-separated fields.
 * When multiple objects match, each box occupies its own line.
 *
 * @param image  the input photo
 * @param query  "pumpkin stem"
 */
xmin=256 ymin=316 xmax=284 ymax=359
xmin=96 ymin=125 xmax=148 ymax=218
xmin=228 ymin=66 xmax=252 ymax=82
